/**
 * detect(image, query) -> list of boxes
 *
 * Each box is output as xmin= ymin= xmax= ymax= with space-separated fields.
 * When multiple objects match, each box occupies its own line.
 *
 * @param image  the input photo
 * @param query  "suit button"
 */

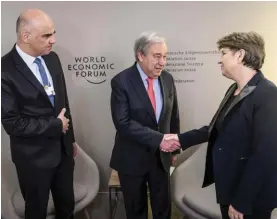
xmin=157 ymin=126 xmax=160 ymax=131
xmin=218 ymin=148 xmax=222 ymax=151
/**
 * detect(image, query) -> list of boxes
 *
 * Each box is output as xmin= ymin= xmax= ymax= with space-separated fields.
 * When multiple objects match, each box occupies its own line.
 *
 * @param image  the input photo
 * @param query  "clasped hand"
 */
xmin=160 ymin=134 xmax=180 ymax=152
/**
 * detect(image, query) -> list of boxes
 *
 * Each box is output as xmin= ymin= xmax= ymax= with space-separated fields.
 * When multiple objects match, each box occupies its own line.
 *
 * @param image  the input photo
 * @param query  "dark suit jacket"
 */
xmin=178 ymin=72 xmax=277 ymax=214
xmin=109 ymin=63 xmax=180 ymax=175
xmin=1 ymin=46 xmax=75 ymax=168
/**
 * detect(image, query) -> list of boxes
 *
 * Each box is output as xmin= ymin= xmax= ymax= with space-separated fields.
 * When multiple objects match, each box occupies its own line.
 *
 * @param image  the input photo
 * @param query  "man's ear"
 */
xmin=137 ymin=52 xmax=144 ymax=62
xmin=21 ymin=31 xmax=31 ymax=44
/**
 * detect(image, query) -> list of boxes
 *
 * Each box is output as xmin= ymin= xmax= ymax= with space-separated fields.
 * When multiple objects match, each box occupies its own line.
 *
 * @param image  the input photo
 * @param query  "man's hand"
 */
xmin=58 ymin=108 xmax=69 ymax=133
xmin=160 ymin=134 xmax=180 ymax=152
xmin=73 ymin=142 xmax=78 ymax=157
xmin=228 ymin=205 xmax=244 ymax=219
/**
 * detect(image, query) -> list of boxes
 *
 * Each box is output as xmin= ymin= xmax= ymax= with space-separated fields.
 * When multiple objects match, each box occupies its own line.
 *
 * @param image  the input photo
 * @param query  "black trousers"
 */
xmin=220 ymin=205 xmax=272 ymax=219
xmin=118 ymin=153 xmax=171 ymax=219
xmin=15 ymin=153 xmax=75 ymax=219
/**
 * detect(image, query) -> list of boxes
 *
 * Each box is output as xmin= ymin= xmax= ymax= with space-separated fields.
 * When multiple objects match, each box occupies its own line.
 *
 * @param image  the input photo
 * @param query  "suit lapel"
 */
xmin=158 ymin=72 xmax=166 ymax=124
xmin=223 ymin=85 xmax=256 ymax=120
xmin=11 ymin=47 xmax=53 ymax=106
xmin=128 ymin=64 xmax=157 ymax=124
xmin=208 ymin=83 xmax=236 ymax=137
xmin=208 ymin=71 xmax=263 ymax=138
xmin=221 ymin=72 xmax=263 ymax=121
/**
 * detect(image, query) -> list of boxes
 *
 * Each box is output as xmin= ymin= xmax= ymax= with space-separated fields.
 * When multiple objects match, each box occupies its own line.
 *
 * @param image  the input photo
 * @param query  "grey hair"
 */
xmin=134 ymin=32 xmax=166 ymax=61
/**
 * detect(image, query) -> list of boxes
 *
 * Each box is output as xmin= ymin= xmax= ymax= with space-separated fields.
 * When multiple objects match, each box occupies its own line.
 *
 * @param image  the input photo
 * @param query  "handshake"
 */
xmin=160 ymin=134 xmax=180 ymax=152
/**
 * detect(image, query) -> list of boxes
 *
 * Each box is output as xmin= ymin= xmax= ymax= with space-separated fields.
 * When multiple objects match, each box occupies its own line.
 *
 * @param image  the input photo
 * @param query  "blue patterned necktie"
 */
xmin=34 ymin=58 xmax=54 ymax=106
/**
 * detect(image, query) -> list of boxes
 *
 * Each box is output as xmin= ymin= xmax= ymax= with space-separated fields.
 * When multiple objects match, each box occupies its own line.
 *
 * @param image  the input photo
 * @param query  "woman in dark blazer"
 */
xmin=169 ymin=32 xmax=277 ymax=219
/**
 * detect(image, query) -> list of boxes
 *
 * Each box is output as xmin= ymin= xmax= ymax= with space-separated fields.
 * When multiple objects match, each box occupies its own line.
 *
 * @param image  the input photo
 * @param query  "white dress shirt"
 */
xmin=15 ymin=44 xmax=54 ymax=89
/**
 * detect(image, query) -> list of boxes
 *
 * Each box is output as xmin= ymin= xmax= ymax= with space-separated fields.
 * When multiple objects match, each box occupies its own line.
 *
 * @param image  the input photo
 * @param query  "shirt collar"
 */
xmin=136 ymin=62 xmax=149 ymax=82
xmin=15 ymin=44 xmax=42 ymax=67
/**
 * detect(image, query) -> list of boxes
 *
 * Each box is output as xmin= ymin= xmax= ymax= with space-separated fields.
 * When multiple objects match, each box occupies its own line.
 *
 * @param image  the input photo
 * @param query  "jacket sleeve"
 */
xmin=178 ymin=126 xmax=209 ymax=150
xmin=177 ymin=83 xmax=236 ymax=150
xmin=1 ymin=71 xmax=63 ymax=137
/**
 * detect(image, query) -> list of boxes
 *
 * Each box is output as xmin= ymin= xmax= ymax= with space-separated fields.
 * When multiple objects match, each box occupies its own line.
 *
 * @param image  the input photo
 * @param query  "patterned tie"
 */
xmin=146 ymin=77 xmax=156 ymax=114
xmin=34 ymin=58 xmax=54 ymax=106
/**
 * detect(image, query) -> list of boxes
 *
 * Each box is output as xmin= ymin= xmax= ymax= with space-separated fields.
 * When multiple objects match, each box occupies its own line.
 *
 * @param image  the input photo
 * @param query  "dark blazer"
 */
xmin=110 ymin=63 xmax=180 ymax=175
xmin=1 ymin=46 xmax=75 ymax=168
xmin=178 ymin=72 xmax=277 ymax=214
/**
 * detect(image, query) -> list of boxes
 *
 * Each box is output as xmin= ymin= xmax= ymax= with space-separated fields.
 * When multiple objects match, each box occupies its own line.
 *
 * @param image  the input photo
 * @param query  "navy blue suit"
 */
xmin=110 ymin=63 xmax=180 ymax=219
xmin=178 ymin=72 xmax=277 ymax=216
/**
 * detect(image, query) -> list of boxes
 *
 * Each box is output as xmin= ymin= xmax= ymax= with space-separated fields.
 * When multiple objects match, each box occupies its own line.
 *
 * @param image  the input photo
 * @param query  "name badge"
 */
xmin=44 ymin=85 xmax=56 ymax=96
